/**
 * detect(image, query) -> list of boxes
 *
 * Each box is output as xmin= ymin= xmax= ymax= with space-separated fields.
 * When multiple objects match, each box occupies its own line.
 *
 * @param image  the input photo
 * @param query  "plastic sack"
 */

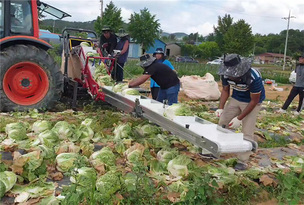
xmin=180 ymin=73 xmax=220 ymax=100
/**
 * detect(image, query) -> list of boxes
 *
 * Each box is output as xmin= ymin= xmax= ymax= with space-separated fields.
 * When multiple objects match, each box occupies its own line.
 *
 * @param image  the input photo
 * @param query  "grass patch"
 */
xmin=124 ymin=60 xmax=220 ymax=80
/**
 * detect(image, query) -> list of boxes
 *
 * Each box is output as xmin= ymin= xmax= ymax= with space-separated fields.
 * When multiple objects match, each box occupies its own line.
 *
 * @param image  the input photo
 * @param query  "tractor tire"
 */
xmin=0 ymin=44 xmax=63 ymax=112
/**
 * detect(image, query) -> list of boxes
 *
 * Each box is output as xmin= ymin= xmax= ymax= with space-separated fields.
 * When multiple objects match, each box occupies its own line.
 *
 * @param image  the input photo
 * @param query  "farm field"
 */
xmin=1 ymin=59 xmax=303 ymax=204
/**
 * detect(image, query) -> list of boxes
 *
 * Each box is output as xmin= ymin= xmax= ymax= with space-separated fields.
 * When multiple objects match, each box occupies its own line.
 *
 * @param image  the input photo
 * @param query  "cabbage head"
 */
xmin=112 ymin=83 xmax=128 ymax=93
xmin=38 ymin=144 xmax=56 ymax=159
xmin=55 ymin=141 xmax=80 ymax=155
xmin=5 ymin=122 xmax=28 ymax=141
xmin=124 ymin=143 xmax=145 ymax=164
xmin=146 ymin=134 xmax=170 ymax=149
xmin=90 ymin=147 xmax=116 ymax=170
xmin=0 ymin=171 xmax=17 ymax=196
xmin=81 ymin=42 xmax=91 ymax=47
xmin=135 ymin=124 xmax=161 ymax=137
xmin=96 ymin=75 xmax=114 ymax=86
xmin=163 ymin=104 xmax=193 ymax=120
xmin=167 ymin=155 xmax=193 ymax=177
xmin=38 ymin=130 xmax=59 ymax=147
xmin=94 ymin=63 xmax=107 ymax=78
xmin=52 ymin=121 xmax=75 ymax=140
xmin=96 ymin=170 xmax=121 ymax=199
xmin=122 ymin=88 xmax=140 ymax=96
xmin=32 ymin=120 xmax=51 ymax=133
xmin=123 ymin=172 xmax=137 ymax=192
xmin=157 ymin=149 xmax=178 ymax=164
xmin=76 ymin=126 xmax=94 ymax=142
xmin=113 ymin=123 xmax=132 ymax=141
xmin=70 ymin=167 xmax=97 ymax=187
xmin=56 ymin=153 xmax=88 ymax=173
xmin=149 ymin=159 xmax=167 ymax=175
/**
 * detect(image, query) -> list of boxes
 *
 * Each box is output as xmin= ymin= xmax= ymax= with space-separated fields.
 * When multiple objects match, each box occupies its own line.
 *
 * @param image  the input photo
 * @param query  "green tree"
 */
xmin=223 ymin=19 xmax=254 ymax=56
xmin=214 ymin=14 xmax=233 ymax=52
xmin=128 ymin=8 xmax=160 ymax=50
xmin=205 ymin=33 xmax=216 ymax=42
xmin=94 ymin=1 xmax=123 ymax=35
xmin=182 ymin=33 xmax=204 ymax=44
xmin=197 ymin=41 xmax=221 ymax=59
xmin=181 ymin=44 xmax=197 ymax=57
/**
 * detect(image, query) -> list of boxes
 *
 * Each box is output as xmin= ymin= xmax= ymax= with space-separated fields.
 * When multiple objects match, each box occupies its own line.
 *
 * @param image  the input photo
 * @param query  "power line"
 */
xmin=282 ymin=10 xmax=296 ymax=71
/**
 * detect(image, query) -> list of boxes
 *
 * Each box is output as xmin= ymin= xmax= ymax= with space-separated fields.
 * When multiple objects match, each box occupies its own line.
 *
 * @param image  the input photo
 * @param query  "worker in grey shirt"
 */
xmin=278 ymin=53 xmax=304 ymax=115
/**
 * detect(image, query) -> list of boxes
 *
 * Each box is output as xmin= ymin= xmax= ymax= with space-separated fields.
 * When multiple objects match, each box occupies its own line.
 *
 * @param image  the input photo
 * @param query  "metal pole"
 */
xmin=100 ymin=0 xmax=103 ymax=19
xmin=282 ymin=11 xmax=295 ymax=70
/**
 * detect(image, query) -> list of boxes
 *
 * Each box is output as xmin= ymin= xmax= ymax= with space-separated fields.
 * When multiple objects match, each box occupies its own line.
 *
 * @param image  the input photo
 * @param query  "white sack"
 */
xmin=180 ymin=73 xmax=220 ymax=100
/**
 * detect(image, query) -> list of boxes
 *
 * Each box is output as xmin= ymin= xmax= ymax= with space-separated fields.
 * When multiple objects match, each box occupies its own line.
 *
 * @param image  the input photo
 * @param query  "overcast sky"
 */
xmin=45 ymin=0 xmax=304 ymax=36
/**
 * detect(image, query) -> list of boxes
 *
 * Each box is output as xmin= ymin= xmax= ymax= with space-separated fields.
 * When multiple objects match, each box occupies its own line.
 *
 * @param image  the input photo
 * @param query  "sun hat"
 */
xmin=153 ymin=48 xmax=165 ymax=56
xmin=139 ymin=54 xmax=156 ymax=68
xmin=116 ymin=28 xmax=129 ymax=37
xmin=218 ymin=54 xmax=252 ymax=78
xmin=102 ymin=25 xmax=111 ymax=32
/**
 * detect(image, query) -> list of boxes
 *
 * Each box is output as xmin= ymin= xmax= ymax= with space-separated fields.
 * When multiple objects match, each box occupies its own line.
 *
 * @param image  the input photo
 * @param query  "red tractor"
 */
xmin=0 ymin=0 xmax=71 ymax=111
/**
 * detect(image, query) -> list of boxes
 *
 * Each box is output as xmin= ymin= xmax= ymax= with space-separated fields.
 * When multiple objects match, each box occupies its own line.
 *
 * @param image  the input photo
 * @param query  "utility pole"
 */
xmin=282 ymin=10 xmax=295 ymax=70
xmin=100 ymin=0 xmax=103 ymax=19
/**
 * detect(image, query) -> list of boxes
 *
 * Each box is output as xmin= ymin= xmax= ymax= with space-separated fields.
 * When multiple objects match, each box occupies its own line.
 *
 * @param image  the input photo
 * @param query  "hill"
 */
xmin=40 ymin=19 xmax=96 ymax=33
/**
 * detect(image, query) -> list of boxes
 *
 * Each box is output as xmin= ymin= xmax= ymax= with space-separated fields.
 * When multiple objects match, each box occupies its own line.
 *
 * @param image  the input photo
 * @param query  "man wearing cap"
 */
xmin=215 ymin=54 xmax=265 ymax=170
xmin=112 ymin=29 xmax=130 ymax=82
xmin=129 ymin=54 xmax=180 ymax=105
xmin=278 ymin=53 xmax=304 ymax=115
xmin=99 ymin=25 xmax=117 ymax=56
xmin=150 ymin=48 xmax=175 ymax=100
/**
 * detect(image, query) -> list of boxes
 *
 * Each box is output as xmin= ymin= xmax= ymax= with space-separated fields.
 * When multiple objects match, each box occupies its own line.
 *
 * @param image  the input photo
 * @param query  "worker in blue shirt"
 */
xmin=215 ymin=54 xmax=265 ymax=170
xmin=150 ymin=48 xmax=175 ymax=100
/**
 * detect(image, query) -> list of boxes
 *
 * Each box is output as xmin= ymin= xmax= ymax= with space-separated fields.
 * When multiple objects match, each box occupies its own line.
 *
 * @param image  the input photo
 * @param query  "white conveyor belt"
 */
xmin=102 ymin=86 xmax=256 ymax=157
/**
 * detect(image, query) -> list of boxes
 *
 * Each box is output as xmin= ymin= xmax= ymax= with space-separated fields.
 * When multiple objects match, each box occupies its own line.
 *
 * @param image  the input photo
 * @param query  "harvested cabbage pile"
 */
xmin=79 ymin=42 xmax=115 ymax=87
xmin=163 ymin=103 xmax=193 ymax=120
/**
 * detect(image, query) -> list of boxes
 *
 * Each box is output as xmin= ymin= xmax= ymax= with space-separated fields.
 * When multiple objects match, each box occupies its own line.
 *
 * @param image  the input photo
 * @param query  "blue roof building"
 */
xmin=39 ymin=29 xmax=61 ymax=44
xmin=145 ymin=39 xmax=166 ymax=54
xmin=128 ymin=39 xmax=166 ymax=58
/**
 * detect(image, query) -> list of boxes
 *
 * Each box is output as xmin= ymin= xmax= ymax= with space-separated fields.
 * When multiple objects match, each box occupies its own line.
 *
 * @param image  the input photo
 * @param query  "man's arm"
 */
xmin=237 ymin=92 xmax=260 ymax=120
xmin=129 ymin=75 xmax=151 ymax=88
xmin=219 ymin=85 xmax=230 ymax=109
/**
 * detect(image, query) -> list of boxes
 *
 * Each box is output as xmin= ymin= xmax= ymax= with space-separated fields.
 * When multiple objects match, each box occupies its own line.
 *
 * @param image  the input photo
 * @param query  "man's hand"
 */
xmin=215 ymin=109 xmax=223 ymax=117
xmin=102 ymin=43 xmax=108 ymax=48
xmin=228 ymin=117 xmax=242 ymax=129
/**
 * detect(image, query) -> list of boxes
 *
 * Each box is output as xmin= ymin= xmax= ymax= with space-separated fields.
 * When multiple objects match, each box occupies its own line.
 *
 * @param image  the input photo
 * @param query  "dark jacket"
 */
xmin=99 ymin=33 xmax=117 ymax=55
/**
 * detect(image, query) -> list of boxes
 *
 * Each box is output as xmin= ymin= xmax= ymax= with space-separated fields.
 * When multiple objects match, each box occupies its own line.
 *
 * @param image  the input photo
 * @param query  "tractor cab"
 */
xmin=0 ymin=0 xmax=70 ymax=39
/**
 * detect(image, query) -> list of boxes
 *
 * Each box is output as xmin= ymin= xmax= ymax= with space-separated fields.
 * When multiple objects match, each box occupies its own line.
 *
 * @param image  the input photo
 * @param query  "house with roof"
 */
xmin=166 ymin=43 xmax=181 ymax=57
xmin=39 ymin=29 xmax=61 ymax=44
xmin=128 ymin=39 xmax=166 ymax=58
xmin=255 ymin=53 xmax=292 ymax=64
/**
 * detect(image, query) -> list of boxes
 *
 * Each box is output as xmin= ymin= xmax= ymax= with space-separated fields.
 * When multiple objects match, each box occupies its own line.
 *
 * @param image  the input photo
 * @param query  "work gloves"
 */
xmin=215 ymin=109 xmax=223 ymax=117
xmin=228 ymin=117 xmax=242 ymax=129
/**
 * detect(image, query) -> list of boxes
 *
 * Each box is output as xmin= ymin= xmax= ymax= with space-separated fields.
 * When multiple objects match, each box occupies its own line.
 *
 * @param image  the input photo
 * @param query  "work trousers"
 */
xmin=157 ymin=83 xmax=180 ymax=105
xmin=219 ymin=98 xmax=262 ymax=162
xmin=111 ymin=62 xmax=124 ymax=82
xmin=151 ymin=87 xmax=160 ymax=100
xmin=282 ymin=86 xmax=304 ymax=112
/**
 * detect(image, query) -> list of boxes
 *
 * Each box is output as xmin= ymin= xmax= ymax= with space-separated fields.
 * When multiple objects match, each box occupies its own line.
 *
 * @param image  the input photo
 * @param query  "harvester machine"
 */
xmin=0 ymin=0 xmax=257 ymax=158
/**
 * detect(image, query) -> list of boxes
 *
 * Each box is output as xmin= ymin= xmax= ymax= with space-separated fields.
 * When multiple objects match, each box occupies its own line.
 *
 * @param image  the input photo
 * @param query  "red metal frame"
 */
xmin=31 ymin=0 xmax=39 ymax=38
xmin=76 ymin=47 xmax=117 ymax=102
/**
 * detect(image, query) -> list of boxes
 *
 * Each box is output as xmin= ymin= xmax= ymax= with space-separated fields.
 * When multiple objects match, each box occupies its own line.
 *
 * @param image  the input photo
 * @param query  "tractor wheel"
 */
xmin=0 ymin=44 xmax=63 ymax=112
